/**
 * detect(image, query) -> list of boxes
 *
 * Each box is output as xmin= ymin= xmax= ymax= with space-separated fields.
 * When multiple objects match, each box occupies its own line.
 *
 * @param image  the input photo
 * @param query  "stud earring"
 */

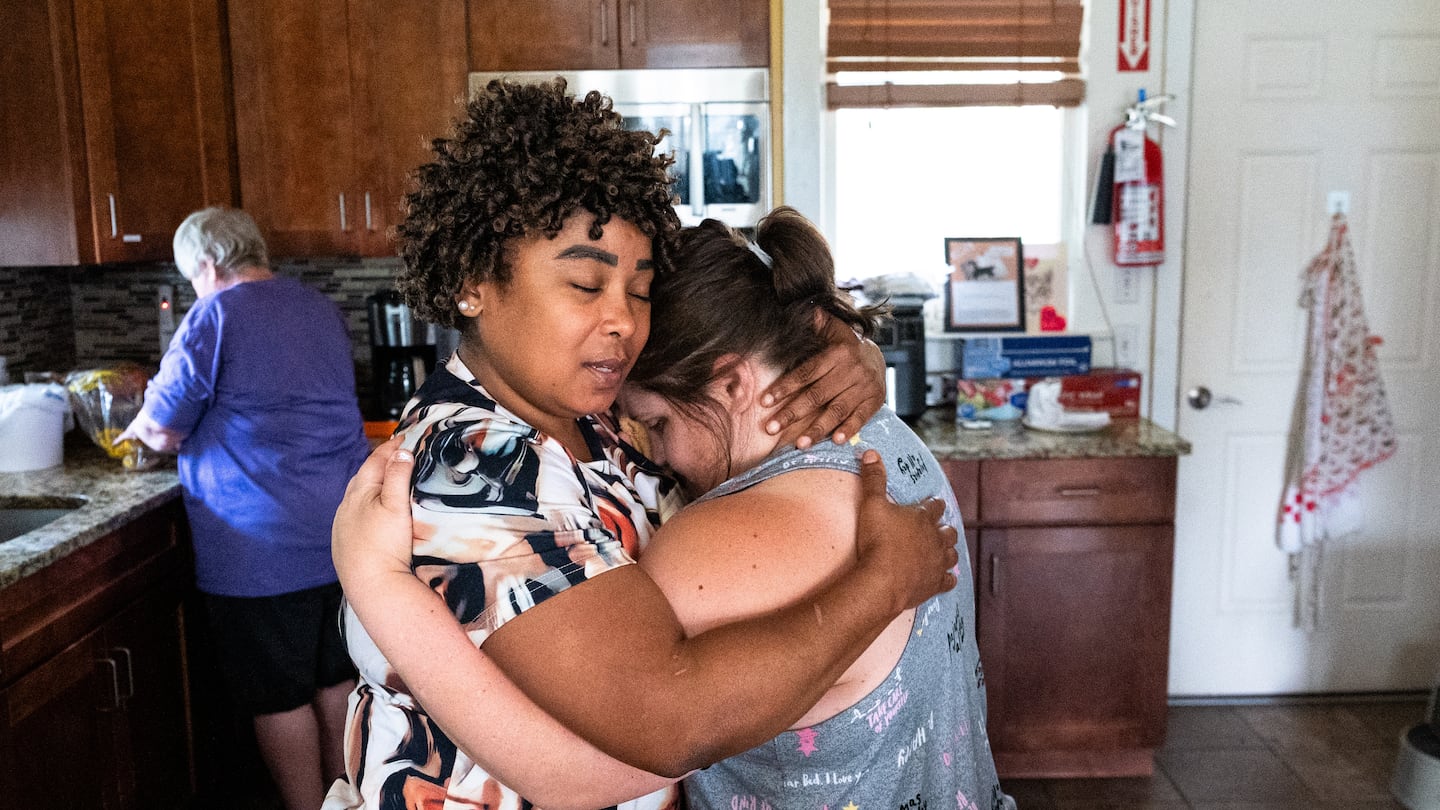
xmin=458 ymin=301 xmax=473 ymax=312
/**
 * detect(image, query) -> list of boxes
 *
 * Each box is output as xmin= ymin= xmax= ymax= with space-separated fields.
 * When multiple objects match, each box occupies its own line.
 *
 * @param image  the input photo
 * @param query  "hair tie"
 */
xmin=747 ymin=241 xmax=773 ymax=268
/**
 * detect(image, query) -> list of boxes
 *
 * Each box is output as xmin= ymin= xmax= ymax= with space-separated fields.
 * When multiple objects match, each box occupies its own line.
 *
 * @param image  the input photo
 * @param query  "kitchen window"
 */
xmin=823 ymin=0 xmax=1087 ymax=283
xmin=831 ymin=103 xmax=1076 ymax=282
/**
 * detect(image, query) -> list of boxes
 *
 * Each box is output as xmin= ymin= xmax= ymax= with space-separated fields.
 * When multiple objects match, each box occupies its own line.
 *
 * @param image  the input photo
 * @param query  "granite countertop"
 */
xmin=1 ymin=410 xmax=1188 ymax=592
xmin=0 ymin=433 xmax=181 ymax=589
xmin=908 ymin=409 xmax=1191 ymax=461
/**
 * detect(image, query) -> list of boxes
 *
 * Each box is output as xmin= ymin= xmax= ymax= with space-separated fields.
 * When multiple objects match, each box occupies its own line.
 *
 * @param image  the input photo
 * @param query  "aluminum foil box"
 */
xmin=956 ymin=334 xmax=1092 ymax=379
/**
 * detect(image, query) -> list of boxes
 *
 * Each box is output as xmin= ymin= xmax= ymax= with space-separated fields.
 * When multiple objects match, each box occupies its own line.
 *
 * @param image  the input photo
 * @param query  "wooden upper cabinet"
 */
xmin=0 ymin=0 xmax=87 ymax=267
xmin=73 ymin=0 xmax=236 ymax=263
xmin=228 ymin=0 xmax=359 ymax=256
xmin=349 ymin=0 xmax=470 ymax=254
xmin=624 ymin=0 xmax=770 ymax=68
xmin=229 ymin=0 xmax=467 ymax=257
xmin=469 ymin=0 xmax=619 ymax=71
xmin=0 ymin=0 xmax=234 ymax=267
xmin=469 ymin=0 xmax=770 ymax=71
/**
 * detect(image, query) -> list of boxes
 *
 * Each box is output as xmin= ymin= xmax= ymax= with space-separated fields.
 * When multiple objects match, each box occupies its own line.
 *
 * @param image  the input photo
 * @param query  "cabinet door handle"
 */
xmin=338 ymin=192 xmax=349 ymax=231
xmin=97 ymin=657 xmax=123 ymax=712
xmin=1059 ymin=487 xmax=1102 ymax=498
xmin=628 ymin=0 xmax=637 ymax=46
xmin=599 ymin=0 xmax=609 ymax=45
xmin=112 ymin=646 xmax=135 ymax=702
xmin=108 ymin=193 xmax=119 ymax=238
xmin=989 ymin=554 xmax=1000 ymax=596
xmin=364 ymin=191 xmax=374 ymax=231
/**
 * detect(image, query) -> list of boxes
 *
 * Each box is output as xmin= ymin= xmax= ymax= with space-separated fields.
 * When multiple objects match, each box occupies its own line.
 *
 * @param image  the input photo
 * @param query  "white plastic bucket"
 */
xmin=0 ymin=383 xmax=70 ymax=472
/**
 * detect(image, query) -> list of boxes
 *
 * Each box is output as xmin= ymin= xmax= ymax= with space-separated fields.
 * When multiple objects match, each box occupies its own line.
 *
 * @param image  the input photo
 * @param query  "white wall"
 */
xmin=1071 ymin=0 xmax=1191 ymax=429
xmin=778 ymin=0 xmax=826 ymax=222
xmin=779 ymin=0 xmax=1193 ymax=429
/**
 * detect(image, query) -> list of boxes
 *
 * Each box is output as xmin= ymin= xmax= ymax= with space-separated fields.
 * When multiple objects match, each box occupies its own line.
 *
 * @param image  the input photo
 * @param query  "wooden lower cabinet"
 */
xmin=977 ymin=524 xmax=1174 ymax=777
xmin=0 ymin=502 xmax=194 ymax=809
xmin=0 ymin=623 xmax=114 ymax=809
xmin=949 ymin=455 xmax=1178 ymax=778
xmin=106 ymin=587 xmax=194 ymax=809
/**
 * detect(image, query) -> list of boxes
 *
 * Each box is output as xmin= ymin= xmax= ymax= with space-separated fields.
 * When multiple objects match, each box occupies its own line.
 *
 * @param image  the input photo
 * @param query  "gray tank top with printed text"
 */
xmin=683 ymin=408 xmax=1014 ymax=810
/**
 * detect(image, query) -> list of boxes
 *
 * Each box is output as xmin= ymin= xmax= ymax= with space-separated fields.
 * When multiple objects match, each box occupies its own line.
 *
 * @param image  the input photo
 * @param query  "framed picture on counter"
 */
xmin=942 ymin=236 xmax=1026 ymax=332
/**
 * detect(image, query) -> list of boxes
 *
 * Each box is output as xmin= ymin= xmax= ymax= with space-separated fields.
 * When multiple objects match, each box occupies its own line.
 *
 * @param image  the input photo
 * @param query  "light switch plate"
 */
xmin=1115 ymin=323 xmax=1141 ymax=368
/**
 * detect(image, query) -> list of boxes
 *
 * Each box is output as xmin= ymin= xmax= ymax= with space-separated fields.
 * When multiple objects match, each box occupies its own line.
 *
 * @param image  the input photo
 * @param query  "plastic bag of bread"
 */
xmin=64 ymin=364 xmax=161 ymax=471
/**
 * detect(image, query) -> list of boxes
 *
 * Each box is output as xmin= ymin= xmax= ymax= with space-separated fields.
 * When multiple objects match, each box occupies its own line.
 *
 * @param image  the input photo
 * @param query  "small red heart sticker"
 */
xmin=1039 ymin=305 xmax=1067 ymax=332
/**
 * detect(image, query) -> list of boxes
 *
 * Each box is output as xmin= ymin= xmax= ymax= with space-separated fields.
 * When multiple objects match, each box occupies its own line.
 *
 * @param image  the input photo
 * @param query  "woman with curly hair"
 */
xmin=323 ymin=79 xmax=960 ymax=810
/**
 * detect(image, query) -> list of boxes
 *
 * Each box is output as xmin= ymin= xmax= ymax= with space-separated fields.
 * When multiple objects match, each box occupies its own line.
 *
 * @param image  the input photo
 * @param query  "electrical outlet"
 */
xmin=1114 ymin=323 xmax=1141 ymax=368
xmin=157 ymin=284 xmax=176 ymax=352
xmin=1115 ymin=264 xmax=1141 ymax=304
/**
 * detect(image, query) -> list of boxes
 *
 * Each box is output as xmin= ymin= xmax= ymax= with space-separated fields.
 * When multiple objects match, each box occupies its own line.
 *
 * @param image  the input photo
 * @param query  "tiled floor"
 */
xmin=1001 ymin=696 xmax=1428 ymax=809
xmin=218 ymin=697 xmax=1429 ymax=810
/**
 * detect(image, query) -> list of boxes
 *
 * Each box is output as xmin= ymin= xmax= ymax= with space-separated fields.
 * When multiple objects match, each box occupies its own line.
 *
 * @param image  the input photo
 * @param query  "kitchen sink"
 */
xmin=0 ymin=496 xmax=88 ymax=543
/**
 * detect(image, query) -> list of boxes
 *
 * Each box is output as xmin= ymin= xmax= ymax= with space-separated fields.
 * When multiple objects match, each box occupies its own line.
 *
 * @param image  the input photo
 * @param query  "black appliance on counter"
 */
xmin=875 ymin=298 xmax=927 ymax=420
xmin=366 ymin=289 xmax=437 ymax=420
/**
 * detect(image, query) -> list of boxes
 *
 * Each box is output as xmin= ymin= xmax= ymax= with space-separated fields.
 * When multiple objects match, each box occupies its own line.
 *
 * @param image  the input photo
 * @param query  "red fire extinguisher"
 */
xmin=1093 ymin=90 xmax=1175 ymax=266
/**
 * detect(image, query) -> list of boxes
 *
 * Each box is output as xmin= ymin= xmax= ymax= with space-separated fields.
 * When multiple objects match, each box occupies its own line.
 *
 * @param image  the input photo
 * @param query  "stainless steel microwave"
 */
xmin=467 ymin=68 xmax=771 ymax=229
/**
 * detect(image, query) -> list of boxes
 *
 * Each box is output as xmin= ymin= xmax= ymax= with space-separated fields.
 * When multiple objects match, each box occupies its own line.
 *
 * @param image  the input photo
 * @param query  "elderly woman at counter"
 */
xmin=118 ymin=207 xmax=370 ymax=810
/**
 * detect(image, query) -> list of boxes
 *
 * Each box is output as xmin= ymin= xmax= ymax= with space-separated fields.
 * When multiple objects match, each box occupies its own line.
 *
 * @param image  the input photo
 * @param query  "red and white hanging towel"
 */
xmin=1277 ymin=214 xmax=1397 ymax=630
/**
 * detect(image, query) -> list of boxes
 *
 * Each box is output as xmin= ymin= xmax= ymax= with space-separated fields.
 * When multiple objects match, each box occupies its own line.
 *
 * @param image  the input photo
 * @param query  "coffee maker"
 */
xmin=875 ymin=296 xmax=928 ymax=420
xmin=366 ymin=289 xmax=437 ymax=420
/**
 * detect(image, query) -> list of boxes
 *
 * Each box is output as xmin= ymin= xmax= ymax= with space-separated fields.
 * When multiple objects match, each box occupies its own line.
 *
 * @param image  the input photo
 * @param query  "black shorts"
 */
xmin=204 ymin=581 xmax=357 ymax=716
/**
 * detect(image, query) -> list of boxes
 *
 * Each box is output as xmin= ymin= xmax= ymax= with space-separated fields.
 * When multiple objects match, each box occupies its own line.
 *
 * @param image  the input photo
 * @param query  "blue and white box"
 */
xmin=957 ymin=335 xmax=1092 ymax=379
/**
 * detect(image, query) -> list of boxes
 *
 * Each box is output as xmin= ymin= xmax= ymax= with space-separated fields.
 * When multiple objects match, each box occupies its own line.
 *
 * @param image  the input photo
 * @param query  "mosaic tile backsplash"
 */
xmin=0 ymin=266 xmax=77 ymax=381
xmin=0 ymin=259 xmax=406 ymax=402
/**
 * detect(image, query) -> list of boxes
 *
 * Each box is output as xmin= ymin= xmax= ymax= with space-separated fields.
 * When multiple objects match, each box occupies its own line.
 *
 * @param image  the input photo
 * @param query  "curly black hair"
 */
xmin=395 ymin=78 xmax=680 ymax=329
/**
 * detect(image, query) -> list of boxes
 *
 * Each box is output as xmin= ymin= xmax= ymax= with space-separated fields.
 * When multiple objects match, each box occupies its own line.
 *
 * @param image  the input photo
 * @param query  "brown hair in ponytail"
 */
xmin=627 ymin=206 xmax=887 ymax=436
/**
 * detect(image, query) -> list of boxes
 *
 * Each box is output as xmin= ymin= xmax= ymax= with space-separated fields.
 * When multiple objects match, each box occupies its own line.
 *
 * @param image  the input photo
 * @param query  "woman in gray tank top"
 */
xmin=621 ymin=207 xmax=1012 ymax=810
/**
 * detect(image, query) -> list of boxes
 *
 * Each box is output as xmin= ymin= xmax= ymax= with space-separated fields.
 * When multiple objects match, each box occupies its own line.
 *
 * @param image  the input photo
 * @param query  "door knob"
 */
xmin=1186 ymin=386 xmax=1242 ymax=409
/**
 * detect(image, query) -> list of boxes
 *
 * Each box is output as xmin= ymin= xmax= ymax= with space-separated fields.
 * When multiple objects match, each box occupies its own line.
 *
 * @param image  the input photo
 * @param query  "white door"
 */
xmin=1170 ymin=0 xmax=1440 ymax=695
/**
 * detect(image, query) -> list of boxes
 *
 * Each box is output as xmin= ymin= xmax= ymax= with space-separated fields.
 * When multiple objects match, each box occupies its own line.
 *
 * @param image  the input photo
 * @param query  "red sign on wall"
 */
xmin=1118 ymin=0 xmax=1151 ymax=72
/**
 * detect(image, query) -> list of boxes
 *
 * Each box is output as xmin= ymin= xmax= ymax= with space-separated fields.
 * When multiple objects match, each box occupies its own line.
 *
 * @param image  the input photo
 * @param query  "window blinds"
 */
xmin=826 ymin=0 xmax=1087 ymax=108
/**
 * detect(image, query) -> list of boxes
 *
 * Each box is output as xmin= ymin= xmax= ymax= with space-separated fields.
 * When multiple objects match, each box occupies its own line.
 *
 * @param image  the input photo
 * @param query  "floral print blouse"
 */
xmin=324 ymin=354 xmax=684 ymax=810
